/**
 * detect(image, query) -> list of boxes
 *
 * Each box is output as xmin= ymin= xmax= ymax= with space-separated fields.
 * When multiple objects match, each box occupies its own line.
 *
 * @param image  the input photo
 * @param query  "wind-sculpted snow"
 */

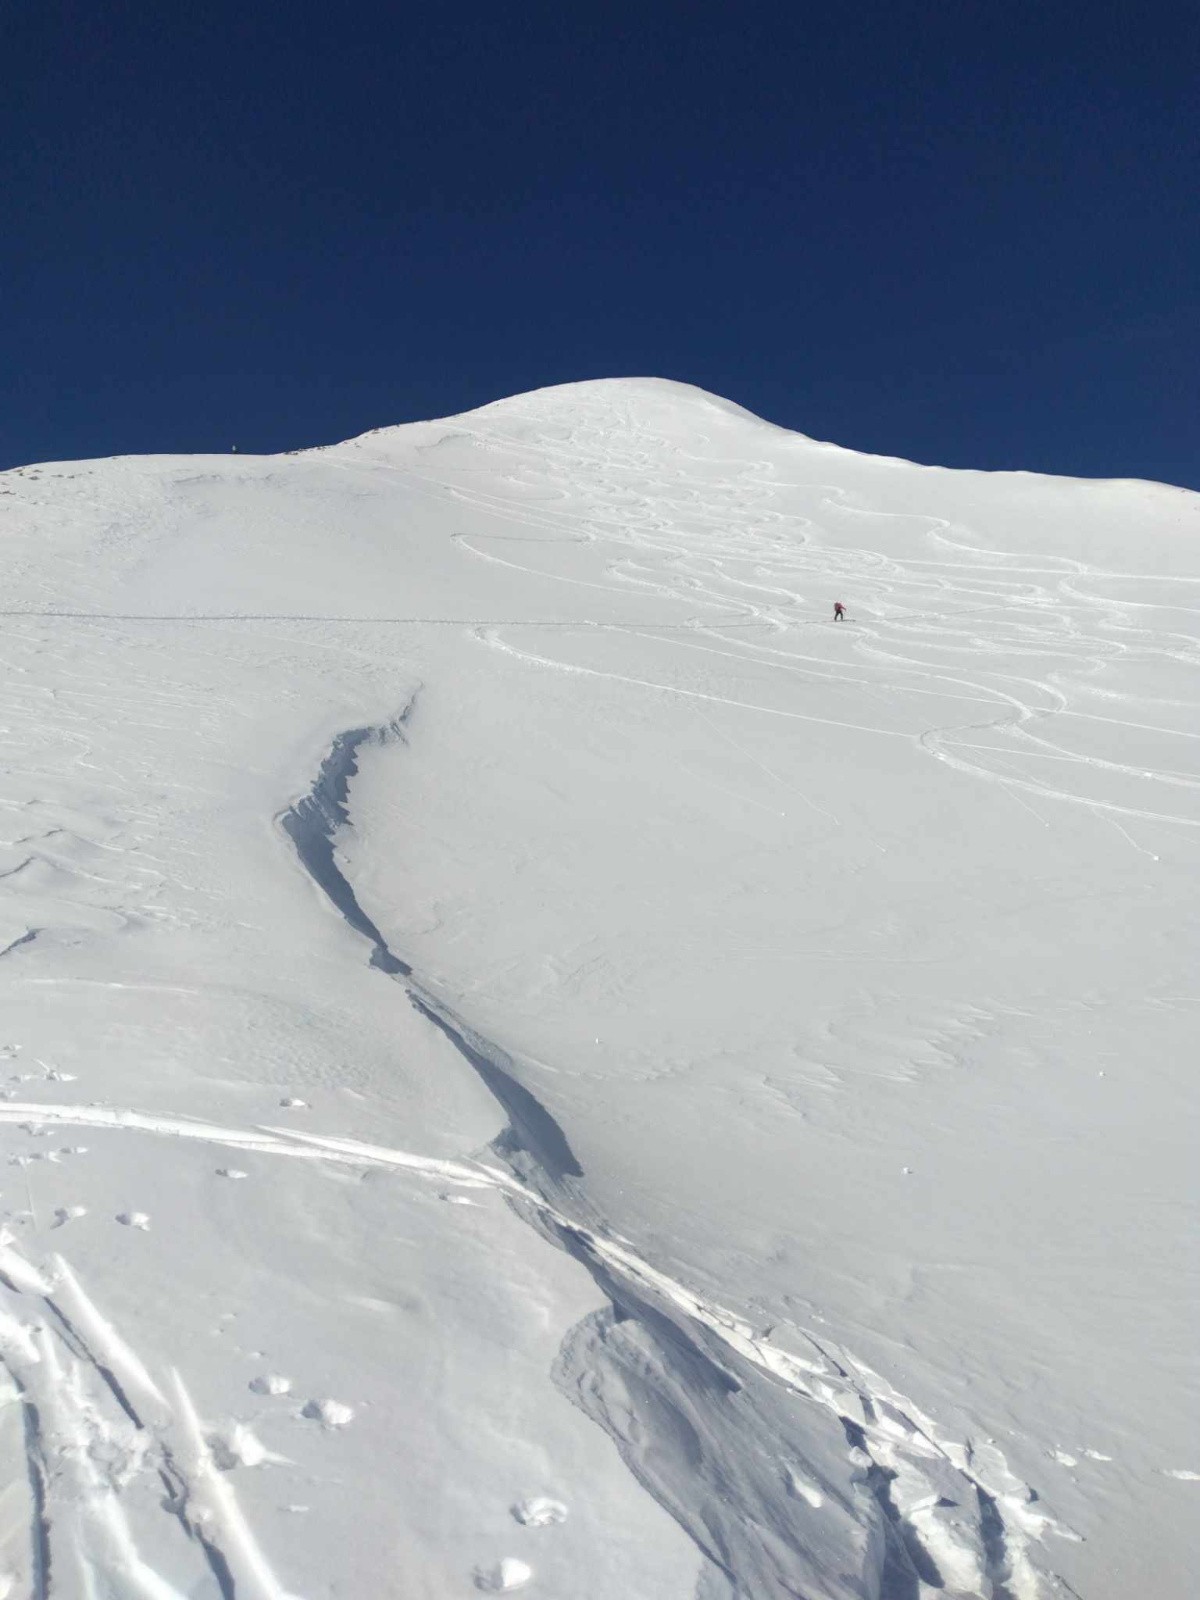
xmin=0 ymin=378 xmax=1197 ymax=1598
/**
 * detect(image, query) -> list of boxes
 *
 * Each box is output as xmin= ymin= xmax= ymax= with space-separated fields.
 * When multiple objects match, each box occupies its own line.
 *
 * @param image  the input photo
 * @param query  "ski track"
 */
xmin=387 ymin=396 xmax=1200 ymax=844
xmin=325 ymin=405 xmax=1200 ymax=860
xmin=0 ymin=1229 xmax=303 ymax=1600
xmin=0 ymin=1093 xmax=1072 ymax=1600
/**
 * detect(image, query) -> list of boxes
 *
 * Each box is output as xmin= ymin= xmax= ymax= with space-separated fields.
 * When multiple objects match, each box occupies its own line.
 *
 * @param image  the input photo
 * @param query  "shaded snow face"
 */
xmin=0 ymin=377 xmax=1197 ymax=1600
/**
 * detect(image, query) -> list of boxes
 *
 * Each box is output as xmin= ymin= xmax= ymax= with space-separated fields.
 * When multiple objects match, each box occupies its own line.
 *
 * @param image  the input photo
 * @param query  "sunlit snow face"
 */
xmin=0 ymin=384 xmax=1194 ymax=1600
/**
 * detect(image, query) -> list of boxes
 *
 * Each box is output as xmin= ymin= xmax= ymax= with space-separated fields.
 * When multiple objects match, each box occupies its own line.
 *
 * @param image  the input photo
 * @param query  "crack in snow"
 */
xmin=0 ymin=707 xmax=1083 ymax=1600
xmin=270 ymin=715 xmax=1075 ymax=1599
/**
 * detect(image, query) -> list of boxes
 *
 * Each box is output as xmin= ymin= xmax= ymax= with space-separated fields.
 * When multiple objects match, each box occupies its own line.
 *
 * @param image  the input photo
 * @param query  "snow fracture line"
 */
xmin=0 ymin=712 xmax=1080 ymax=1600
xmin=278 ymin=701 xmax=584 ymax=1183
xmin=274 ymin=711 xmax=1076 ymax=1600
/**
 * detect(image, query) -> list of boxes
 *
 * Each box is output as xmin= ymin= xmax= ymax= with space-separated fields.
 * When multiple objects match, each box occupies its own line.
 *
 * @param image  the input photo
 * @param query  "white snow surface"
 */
xmin=0 ymin=377 xmax=1196 ymax=1599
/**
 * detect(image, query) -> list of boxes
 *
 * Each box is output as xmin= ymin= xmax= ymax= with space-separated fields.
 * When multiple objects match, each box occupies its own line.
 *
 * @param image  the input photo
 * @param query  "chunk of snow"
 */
xmin=474 ymin=1558 xmax=533 ymax=1592
xmin=511 ymin=1495 xmax=568 ymax=1526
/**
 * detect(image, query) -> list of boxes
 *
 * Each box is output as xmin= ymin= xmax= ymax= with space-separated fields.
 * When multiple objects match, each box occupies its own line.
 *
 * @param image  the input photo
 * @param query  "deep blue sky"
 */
xmin=4 ymin=1 xmax=1197 ymax=484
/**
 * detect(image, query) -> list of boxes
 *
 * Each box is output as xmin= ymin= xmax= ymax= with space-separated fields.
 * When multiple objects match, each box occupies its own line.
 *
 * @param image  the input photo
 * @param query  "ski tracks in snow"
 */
xmin=422 ymin=392 xmax=1200 ymax=844
xmin=0 ymin=1093 xmax=1075 ymax=1600
xmin=0 ymin=1226 xmax=302 ymax=1600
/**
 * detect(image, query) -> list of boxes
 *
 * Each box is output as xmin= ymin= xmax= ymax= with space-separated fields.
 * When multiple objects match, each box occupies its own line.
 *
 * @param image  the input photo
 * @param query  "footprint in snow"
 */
xmin=216 ymin=1168 xmax=248 ymax=1179
xmin=301 ymin=1398 xmax=354 ymax=1428
xmin=511 ymin=1496 xmax=568 ymax=1527
xmin=474 ymin=1558 xmax=533 ymax=1592
xmin=249 ymin=1373 xmax=292 ymax=1396
xmin=52 ymin=1206 xmax=87 ymax=1227
xmin=116 ymin=1211 xmax=151 ymax=1230
xmin=278 ymin=1097 xmax=308 ymax=1109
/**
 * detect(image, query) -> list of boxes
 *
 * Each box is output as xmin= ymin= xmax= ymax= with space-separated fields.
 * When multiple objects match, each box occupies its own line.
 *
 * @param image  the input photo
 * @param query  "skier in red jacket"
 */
xmin=833 ymin=601 xmax=845 ymax=621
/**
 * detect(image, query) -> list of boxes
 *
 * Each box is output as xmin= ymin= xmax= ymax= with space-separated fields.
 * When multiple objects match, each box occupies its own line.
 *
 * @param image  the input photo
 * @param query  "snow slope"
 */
xmin=0 ymin=378 xmax=1196 ymax=1599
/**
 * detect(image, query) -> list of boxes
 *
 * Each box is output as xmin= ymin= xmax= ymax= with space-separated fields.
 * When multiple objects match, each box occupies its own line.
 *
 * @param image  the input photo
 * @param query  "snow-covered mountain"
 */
xmin=0 ymin=378 xmax=1195 ymax=1599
